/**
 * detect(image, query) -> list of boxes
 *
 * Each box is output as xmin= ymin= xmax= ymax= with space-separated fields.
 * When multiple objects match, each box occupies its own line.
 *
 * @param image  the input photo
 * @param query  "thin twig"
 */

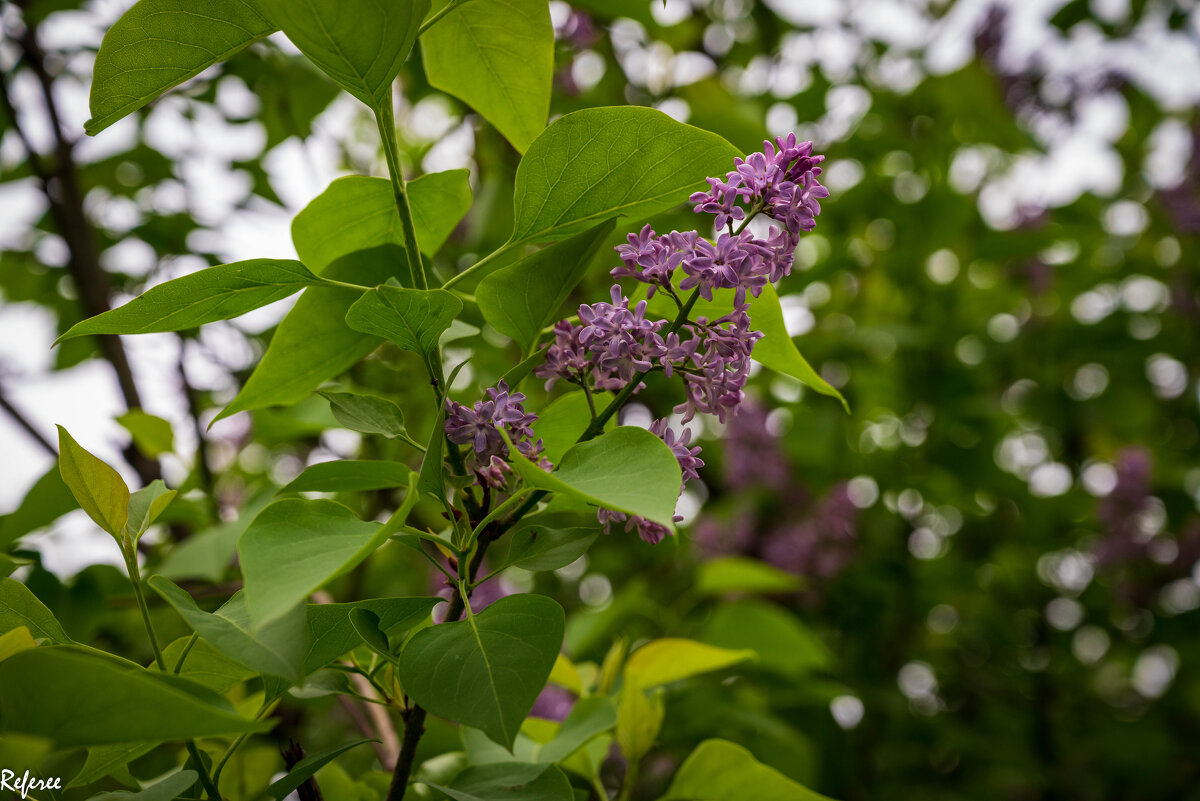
xmin=0 ymin=381 xmax=56 ymax=456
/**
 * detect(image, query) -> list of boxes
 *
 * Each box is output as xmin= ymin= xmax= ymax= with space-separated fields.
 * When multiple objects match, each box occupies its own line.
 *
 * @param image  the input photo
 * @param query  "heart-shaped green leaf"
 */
xmin=238 ymin=499 xmax=386 ymax=626
xmin=293 ymin=172 xmax=471 ymax=272
xmin=258 ymin=0 xmax=430 ymax=106
xmin=86 ymin=0 xmax=276 ymax=135
xmin=320 ymin=391 xmax=407 ymax=439
xmin=398 ymin=594 xmax=564 ymax=749
xmin=420 ymin=0 xmax=553 ymax=152
xmin=509 ymin=426 xmax=682 ymax=529
xmin=509 ymin=107 xmax=740 ymax=246
xmin=345 ymin=286 xmax=462 ymax=358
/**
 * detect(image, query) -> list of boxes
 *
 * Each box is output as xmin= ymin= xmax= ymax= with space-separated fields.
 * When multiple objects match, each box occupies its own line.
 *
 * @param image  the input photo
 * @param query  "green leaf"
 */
xmin=0 ymin=578 xmax=70 ymax=643
xmin=345 ymin=286 xmax=462 ymax=358
xmin=623 ymin=638 xmax=753 ymax=689
xmin=304 ymin=597 xmax=440 ymax=675
xmin=509 ymin=107 xmax=741 ymax=246
xmin=749 ymin=285 xmax=848 ymax=411
xmin=420 ymin=0 xmax=552 ymax=152
xmin=126 ymin=480 xmax=177 ymax=542
xmin=88 ymin=768 xmax=199 ymax=801
xmin=159 ymin=636 xmax=256 ymax=694
xmin=531 ymin=392 xmax=598 ymax=466
xmin=700 ymin=600 xmax=832 ymax=677
xmin=537 ymin=696 xmax=617 ymax=764
xmin=238 ymin=499 xmax=386 ymax=626
xmin=349 ymin=608 xmax=394 ymax=660
xmin=267 ymin=739 xmax=376 ymax=799
xmin=215 ymin=254 xmax=395 ymax=422
xmin=429 ymin=762 xmax=573 ymax=801
xmin=257 ymin=0 xmax=429 ymax=106
xmin=490 ymin=512 xmax=599 ymax=573
xmin=659 ymin=739 xmax=833 ymax=801
xmin=0 ymin=554 xmax=30 ymax=579
xmin=86 ymin=0 xmax=276 ymax=135
xmin=293 ymin=171 xmax=471 ymax=272
xmin=406 ymin=170 xmax=475 ymax=257
xmin=56 ymin=260 xmax=324 ymax=341
xmin=418 ymin=405 xmax=449 ymax=502
xmin=282 ymin=460 xmax=414 ymax=494
xmin=0 ymin=465 xmax=76 ymax=550
xmin=57 ymin=426 xmax=130 ymax=540
xmin=398 ymin=593 xmax=565 ymax=749
xmin=0 ymin=646 xmax=269 ymax=746
xmin=157 ymin=489 xmax=275 ymax=582
xmin=71 ymin=743 xmax=157 ymax=788
xmin=616 ymin=682 xmax=663 ymax=763
xmin=508 ymin=427 xmax=681 ymax=529
xmin=149 ymin=577 xmax=306 ymax=682
xmin=477 ymin=219 xmax=617 ymax=352
xmin=320 ymin=391 xmax=408 ymax=438
xmin=116 ymin=411 xmax=175 ymax=458
xmin=0 ymin=626 xmax=37 ymax=663
xmin=644 ymin=281 xmax=846 ymax=410
xmin=695 ymin=556 xmax=802 ymax=596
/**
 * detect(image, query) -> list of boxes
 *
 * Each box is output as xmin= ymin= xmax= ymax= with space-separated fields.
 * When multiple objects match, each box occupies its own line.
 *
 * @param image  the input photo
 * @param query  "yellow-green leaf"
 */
xmin=56 ymin=426 xmax=130 ymax=540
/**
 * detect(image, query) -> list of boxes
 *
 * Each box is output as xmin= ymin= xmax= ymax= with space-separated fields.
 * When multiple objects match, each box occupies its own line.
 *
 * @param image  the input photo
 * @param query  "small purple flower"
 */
xmin=689 ymin=175 xmax=748 ymax=231
xmin=597 ymin=508 xmax=676 ymax=545
xmin=445 ymin=381 xmax=545 ymax=486
xmin=649 ymin=418 xmax=705 ymax=483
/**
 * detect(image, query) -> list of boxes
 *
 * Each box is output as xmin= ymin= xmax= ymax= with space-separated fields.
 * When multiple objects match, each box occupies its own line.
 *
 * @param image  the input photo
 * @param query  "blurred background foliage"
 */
xmin=1 ymin=0 xmax=1198 ymax=799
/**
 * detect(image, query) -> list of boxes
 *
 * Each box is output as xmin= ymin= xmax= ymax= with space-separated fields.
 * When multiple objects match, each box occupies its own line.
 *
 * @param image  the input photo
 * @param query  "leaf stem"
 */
xmin=467 ymin=488 xmax=534 ymax=550
xmin=442 ymin=240 xmax=521 ymax=290
xmin=122 ymin=546 xmax=165 ymax=671
xmin=374 ymin=100 xmax=428 ymax=290
xmin=417 ymin=0 xmax=476 ymax=36
xmin=173 ymin=632 xmax=199 ymax=674
xmin=123 ymin=545 xmax=222 ymax=799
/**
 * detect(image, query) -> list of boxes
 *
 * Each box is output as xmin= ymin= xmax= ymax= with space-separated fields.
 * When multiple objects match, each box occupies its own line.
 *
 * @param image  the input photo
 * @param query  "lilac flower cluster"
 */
xmin=444 ymin=381 xmax=547 ymax=487
xmin=450 ymin=136 xmax=827 ymax=544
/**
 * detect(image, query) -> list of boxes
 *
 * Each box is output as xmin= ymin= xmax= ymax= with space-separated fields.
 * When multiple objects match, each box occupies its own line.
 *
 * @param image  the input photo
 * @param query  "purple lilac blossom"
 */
xmin=455 ymin=135 xmax=828 ymax=545
xmin=445 ymin=381 xmax=547 ymax=487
